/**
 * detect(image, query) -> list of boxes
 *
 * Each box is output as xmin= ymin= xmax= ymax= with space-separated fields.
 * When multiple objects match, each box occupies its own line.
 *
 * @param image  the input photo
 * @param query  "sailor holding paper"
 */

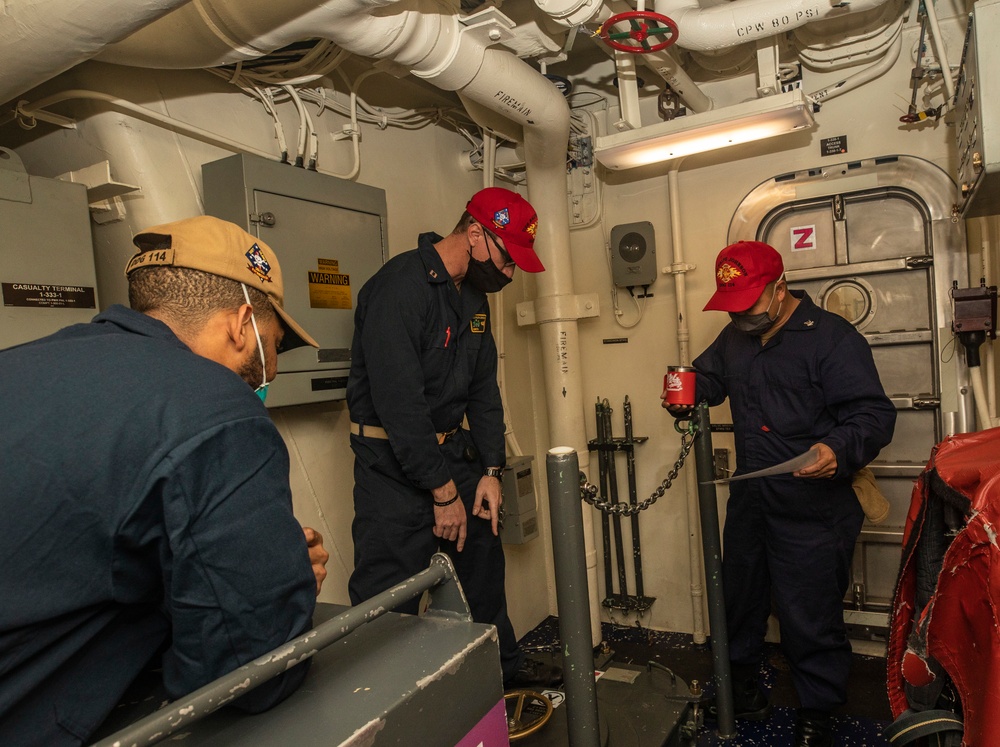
xmin=662 ymin=240 xmax=896 ymax=747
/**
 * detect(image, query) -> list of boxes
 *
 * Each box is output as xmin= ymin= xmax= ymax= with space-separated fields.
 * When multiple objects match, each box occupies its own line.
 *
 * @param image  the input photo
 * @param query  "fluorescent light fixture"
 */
xmin=594 ymin=89 xmax=815 ymax=170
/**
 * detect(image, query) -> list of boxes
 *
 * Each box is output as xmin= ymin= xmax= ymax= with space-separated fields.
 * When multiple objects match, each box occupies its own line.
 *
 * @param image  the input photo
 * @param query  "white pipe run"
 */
xmin=459 ymin=50 xmax=603 ymax=642
xmin=98 ymin=0 xmax=467 ymax=84
xmin=588 ymin=0 xmax=713 ymax=113
xmin=529 ymin=0 xmax=894 ymax=55
xmin=969 ymin=366 xmax=998 ymax=431
xmin=667 ymin=165 xmax=707 ymax=644
xmin=0 ymin=0 xmax=194 ymax=104
xmin=654 ymin=0 xmax=894 ymax=53
xmin=533 ymin=0 xmax=714 ymax=114
xmin=921 ymin=0 xmax=956 ymax=104
xmin=808 ymin=17 xmax=902 ymax=104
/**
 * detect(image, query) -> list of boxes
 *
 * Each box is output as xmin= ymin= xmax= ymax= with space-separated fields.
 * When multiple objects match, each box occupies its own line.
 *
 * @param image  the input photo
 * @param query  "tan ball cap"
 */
xmin=126 ymin=215 xmax=319 ymax=350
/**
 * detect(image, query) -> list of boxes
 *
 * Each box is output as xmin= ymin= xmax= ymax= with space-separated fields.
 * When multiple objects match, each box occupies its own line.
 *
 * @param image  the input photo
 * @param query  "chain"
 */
xmin=580 ymin=417 xmax=698 ymax=515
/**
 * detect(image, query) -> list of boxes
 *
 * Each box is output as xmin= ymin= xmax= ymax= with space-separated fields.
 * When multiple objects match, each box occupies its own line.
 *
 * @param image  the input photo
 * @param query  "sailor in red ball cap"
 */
xmin=347 ymin=187 xmax=560 ymax=692
xmin=662 ymin=239 xmax=896 ymax=747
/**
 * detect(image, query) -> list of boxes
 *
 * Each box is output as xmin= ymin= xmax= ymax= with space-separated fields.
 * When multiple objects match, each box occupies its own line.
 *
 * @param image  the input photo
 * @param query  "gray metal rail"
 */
xmin=93 ymin=553 xmax=469 ymax=747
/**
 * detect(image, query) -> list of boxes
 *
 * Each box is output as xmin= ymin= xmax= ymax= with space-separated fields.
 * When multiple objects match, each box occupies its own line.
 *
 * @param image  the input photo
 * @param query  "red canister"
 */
xmin=663 ymin=366 xmax=696 ymax=406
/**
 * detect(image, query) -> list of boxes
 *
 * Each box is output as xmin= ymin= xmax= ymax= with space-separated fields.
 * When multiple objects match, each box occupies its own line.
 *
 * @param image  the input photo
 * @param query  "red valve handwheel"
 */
xmin=599 ymin=10 xmax=679 ymax=54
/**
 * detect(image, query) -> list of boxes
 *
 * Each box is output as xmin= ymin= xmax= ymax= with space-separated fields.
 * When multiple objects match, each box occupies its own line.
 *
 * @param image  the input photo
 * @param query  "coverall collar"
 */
xmin=94 ymin=304 xmax=194 ymax=352
xmin=417 ymin=232 xmax=450 ymax=286
xmin=778 ymin=290 xmax=819 ymax=332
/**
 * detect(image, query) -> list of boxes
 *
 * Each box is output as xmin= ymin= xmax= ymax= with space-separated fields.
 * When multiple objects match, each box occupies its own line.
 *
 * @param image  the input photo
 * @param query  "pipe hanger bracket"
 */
xmin=460 ymin=6 xmax=517 ymax=47
xmin=516 ymin=292 xmax=601 ymax=326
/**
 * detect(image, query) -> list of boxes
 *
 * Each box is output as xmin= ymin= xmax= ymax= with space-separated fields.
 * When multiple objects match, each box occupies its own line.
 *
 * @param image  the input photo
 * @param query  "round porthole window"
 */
xmin=819 ymin=278 xmax=876 ymax=330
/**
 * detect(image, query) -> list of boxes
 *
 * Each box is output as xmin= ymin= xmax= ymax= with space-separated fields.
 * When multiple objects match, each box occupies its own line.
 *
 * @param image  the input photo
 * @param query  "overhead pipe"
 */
xmin=653 ymin=0 xmax=896 ymax=52
xmin=921 ymin=0 xmax=956 ymax=104
xmin=586 ymin=25 xmax=713 ymax=114
xmin=0 ymin=0 xmax=195 ymax=104
xmin=534 ymin=0 xmax=896 ymax=114
xmin=793 ymin=0 xmax=903 ymax=70
xmin=530 ymin=0 xmax=895 ymax=56
xmin=532 ymin=0 xmax=714 ymax=114
xmin=12 ymin=90 xmax=275 ymax=160
xmin=808 ymin=17 xmax=902 ymax=105
xmin=99 ymin=0 xmax=487 ymax=94
xmin=603 ymin=0 xmax=712 ymax=113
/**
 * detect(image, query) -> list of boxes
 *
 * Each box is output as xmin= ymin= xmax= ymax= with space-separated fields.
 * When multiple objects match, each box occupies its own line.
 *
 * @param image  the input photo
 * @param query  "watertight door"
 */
xmin=728 ymin=154 xmax=970 ymax=639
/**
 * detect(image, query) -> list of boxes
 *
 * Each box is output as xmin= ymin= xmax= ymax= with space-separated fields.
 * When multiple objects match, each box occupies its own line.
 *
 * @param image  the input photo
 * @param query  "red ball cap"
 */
xmin=703 ymin=240 xmax=784 ymax=312
xmin=466 ymin=187 xmax=545 ymax=273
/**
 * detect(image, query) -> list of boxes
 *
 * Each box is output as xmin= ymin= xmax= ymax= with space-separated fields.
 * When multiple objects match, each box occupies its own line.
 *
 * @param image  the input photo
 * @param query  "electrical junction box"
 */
xmin=500 ymin=454 xmax=539 ymax=545
xmin=952 ymin=283 xmax=998 ymax=338
xmin=956 ymin=0 xmax=1000 ymax=218
xmin=203 ymin=154 xmax=388 ymax=407
xmin=610 ymin=221 xmax=657 ymax=288
xmin=0 ymin=147 xmax=98 ymax=351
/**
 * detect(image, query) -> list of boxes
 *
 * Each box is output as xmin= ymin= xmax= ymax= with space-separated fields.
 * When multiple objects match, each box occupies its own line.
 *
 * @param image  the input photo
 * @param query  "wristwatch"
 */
xmin=484 ymin=466 xmax=504 ymax=479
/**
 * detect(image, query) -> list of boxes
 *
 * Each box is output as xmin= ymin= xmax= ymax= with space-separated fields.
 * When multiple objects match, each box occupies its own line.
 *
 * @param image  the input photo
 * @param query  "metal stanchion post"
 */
xmin=693 ymin=403 xmax=736 ymax=740
xmin=546 ymin=447 xmax=601 ymax=747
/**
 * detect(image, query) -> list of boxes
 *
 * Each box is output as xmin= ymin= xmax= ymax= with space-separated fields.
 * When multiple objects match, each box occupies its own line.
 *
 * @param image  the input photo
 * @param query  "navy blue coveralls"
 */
xmin=0 ymin=306 xmax=316 ymax=746
xmin=693 ymin=291 xmax=896 ymax=711
xmin=346 ymin=232 xmax=521 ymax=682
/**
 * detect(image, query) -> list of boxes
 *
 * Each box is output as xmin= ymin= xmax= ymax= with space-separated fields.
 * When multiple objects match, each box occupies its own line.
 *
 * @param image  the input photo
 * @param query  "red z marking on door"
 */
xmin=791 ymin=226 xmax=815 ymax=251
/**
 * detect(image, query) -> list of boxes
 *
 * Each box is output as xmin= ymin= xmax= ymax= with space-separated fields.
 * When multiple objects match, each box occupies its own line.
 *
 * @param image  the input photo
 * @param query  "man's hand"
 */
xmin=302 ymin=526 xmax=329 ymax=596
xmin=662 ymin=402 xmax=695 ymax=418
xmin=432 ymin=480 xmax=467 ymax=551
xmin=472 ymin=473 xmax=504 ymax=536
xmin=794 ymin=443 xmax=837 ymax=479
xmin=659 ymin=384 xmax=695 ymax=418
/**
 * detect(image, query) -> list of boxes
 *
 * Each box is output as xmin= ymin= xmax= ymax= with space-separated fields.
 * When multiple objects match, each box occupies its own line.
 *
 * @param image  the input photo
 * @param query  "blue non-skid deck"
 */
xmin=518 ymin=616 xmax=891 ymax=746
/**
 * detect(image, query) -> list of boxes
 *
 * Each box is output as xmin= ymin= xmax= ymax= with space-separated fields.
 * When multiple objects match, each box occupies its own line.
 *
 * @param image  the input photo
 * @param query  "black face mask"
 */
xmin=465 ymin=235 xmax=513 ymax=293
xmin=729 ymin=284 xmax=780 ymax=336
xmin=729 ymin=309 xmax=776 ymax=336
xmin=465 ymin=250 xmax=512 ymax=293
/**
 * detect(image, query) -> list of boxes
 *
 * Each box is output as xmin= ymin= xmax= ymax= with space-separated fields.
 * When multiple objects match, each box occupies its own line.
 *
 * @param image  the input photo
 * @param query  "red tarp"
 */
xmin=888 ymin=428 xmax=1000 ymax=746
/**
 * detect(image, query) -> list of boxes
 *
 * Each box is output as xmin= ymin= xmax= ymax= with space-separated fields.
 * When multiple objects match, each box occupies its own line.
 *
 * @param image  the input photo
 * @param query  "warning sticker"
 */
xmin=308 ymin=260 xmax=351 ymax=309
xmin=2 ymin=282 xmax=96 ymax=309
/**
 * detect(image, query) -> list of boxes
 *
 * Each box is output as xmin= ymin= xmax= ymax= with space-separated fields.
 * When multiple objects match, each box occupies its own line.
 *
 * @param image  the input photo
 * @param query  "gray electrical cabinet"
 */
xmin=956 ymin=0 xmax=1000 ymax=218
xmin=500 ymin=454 xmax=539 ymax=544
xmin=203 ymin=154 xmax=388 ymax=407
xmin=0 ymin=147 xmax=98 ymax=351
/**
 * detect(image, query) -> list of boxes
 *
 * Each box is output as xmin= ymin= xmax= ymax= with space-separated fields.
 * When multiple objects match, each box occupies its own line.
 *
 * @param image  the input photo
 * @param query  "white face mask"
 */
xmin=241 ymin=283 xmax=270 ymax=403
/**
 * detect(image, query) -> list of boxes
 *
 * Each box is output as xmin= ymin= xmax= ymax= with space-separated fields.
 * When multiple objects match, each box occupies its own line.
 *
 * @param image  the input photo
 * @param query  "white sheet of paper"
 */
xmin=701 ymin=449 xmax=819 ymax=485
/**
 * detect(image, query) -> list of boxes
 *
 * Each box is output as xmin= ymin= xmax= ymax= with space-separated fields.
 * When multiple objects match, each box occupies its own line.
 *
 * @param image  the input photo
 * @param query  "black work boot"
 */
xmin=504 ymin=657 xmax=563 ymax=690
xmin=795 ymin=708 xmax=833 ymax=747
xmin=706 ymin=675 xmax=772 ymax=722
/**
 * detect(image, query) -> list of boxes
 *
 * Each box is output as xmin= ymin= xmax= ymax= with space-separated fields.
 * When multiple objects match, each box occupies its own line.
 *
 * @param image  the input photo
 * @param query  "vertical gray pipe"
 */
xmin=693 ymin=403 xmax=737 ymax=740
xmin=547 ymin=447 xmax=601 ymax=747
